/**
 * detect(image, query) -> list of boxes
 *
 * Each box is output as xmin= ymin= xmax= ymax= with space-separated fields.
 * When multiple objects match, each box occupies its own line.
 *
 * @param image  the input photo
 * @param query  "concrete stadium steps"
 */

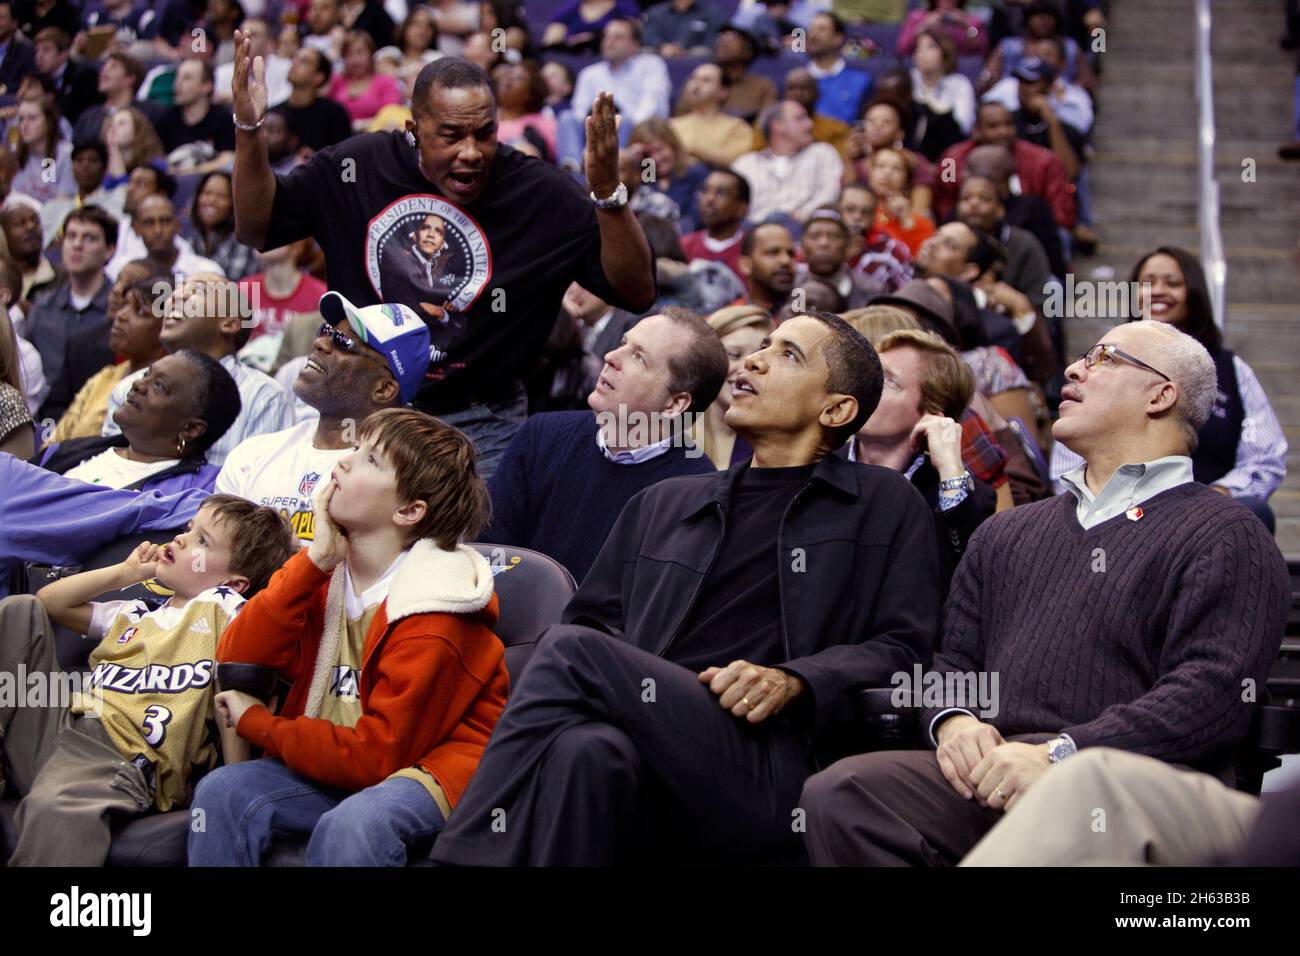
xmin=1072 ymin=0 xmax=1300 ymax=555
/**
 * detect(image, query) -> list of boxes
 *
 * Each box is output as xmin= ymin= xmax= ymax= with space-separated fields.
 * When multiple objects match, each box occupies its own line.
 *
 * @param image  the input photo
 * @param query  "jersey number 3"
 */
xmin=142 ymin=705 xmax=173 ymax=746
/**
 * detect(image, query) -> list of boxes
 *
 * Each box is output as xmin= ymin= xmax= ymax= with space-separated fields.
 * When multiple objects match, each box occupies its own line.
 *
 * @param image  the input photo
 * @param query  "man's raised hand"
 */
xmin=232 ymin=28 xmax=268 ymax=127
xmin=584 ymin=91 xmax=621 ymax=200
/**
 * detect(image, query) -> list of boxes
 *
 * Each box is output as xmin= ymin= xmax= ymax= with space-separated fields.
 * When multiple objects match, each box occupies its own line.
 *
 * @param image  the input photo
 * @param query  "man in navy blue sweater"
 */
xmin=478 ymin=308 xmax=727 ymax=582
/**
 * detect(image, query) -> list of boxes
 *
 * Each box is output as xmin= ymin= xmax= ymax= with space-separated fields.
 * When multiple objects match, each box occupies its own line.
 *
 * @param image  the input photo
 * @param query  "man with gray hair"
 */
xmin=800 ymin=319 xmax=1289 ymax=866
xmin=732 ymin=100 xmax=843 ymax=225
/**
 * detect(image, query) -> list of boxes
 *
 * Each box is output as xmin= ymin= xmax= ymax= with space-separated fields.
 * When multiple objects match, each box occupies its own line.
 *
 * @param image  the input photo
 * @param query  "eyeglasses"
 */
xmin=316 ymin=322 xmax=388 ymax=366
xmin=1075 ymin=344 xmax=1171 ymax=382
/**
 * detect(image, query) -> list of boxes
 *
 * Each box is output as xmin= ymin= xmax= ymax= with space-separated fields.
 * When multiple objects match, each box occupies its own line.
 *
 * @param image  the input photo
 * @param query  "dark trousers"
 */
xmin=801 ymin=733 xmax=1053 ymax=866
xmin=431 ymin=625 xmax=818 ymax=866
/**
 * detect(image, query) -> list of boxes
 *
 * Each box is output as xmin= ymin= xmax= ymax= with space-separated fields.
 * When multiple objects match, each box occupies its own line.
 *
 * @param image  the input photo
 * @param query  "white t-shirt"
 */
xmin=215 ymin=419 xmax=348 ymax=546
xmin=64 ymin=448 xmax=179 ymax=489
xmin=87 ymin=597 xmax=181 ymax=641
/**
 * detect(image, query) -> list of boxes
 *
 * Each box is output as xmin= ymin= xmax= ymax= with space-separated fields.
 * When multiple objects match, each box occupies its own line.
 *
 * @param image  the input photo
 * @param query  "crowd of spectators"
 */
xmin=0 ymin=0 xmax=1295 ymax=871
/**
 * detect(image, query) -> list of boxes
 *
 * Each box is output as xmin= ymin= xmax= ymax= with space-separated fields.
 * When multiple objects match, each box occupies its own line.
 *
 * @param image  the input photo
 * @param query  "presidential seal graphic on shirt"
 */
xmin=367 ymin=195 xmax=491 ymax=363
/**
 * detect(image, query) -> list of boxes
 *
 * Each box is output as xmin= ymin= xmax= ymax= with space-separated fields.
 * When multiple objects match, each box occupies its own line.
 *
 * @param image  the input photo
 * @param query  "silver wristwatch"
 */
xmin=1046 ymin=734 xmax=1078 ymax=764
xmin=590 ymin=181 xmax=629 ymax=211
xmin=939 ymin=471 xmax=973 ymax=494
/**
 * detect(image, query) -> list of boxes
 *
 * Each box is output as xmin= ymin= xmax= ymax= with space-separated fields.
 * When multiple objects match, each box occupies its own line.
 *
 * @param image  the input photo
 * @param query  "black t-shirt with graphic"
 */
xmin=265 ymin=132 xmax=638 ymax=413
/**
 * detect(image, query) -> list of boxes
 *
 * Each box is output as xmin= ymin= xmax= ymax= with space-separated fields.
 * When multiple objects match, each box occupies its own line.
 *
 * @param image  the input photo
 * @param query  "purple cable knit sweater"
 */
xmin=926 ymin=483 xmax=1289 ymax=776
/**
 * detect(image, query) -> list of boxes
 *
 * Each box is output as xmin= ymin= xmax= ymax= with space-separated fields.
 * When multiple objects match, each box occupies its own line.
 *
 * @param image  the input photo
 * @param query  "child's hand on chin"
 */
xmin=308 ymin=479 xmax=350 ymax=573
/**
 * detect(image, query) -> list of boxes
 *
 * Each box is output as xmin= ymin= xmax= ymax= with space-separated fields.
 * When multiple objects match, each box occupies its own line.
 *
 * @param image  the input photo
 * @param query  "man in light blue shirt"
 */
xmin=571 ymin=18 xmax=672 ymax=126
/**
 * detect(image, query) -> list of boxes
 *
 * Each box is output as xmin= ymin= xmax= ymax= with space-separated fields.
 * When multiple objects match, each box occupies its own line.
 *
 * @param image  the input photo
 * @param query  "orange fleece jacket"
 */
xmin=218 ymin=548 xmax=508 ymax=808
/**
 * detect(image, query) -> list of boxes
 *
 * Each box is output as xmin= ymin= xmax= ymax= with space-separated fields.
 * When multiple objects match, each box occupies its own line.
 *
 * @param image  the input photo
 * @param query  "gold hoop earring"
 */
xmin=177 ymin=435 xmax=187 ymax=457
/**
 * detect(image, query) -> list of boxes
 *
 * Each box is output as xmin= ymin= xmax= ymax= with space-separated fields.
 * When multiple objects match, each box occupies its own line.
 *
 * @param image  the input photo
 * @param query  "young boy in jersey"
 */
xmin=188 ymin=401 xmax=509 ymax=866
xmin=0 ymin=495 xmax=295 ymax=866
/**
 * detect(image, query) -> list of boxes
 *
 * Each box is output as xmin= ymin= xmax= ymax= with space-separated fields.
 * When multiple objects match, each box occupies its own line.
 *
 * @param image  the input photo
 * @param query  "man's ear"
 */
xmin=960 ymin=263 xmax=981 ymax=284
xmin=739 ymin=255 xmax=753 ymax=280
xmin=371 ymin=373 xmax=400 ymax=406
xmin=820 ymin=393 xmax=859 ymax=436
xmin=662 ymin=390 xmax=691 ymax=419
xmin=1148 ymin=380 xmax=1179 ymax=416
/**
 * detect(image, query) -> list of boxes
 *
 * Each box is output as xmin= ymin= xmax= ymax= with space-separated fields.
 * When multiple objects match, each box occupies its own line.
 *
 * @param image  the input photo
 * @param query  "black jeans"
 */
xmin=431 ymin=625 xmax=818 ymax=866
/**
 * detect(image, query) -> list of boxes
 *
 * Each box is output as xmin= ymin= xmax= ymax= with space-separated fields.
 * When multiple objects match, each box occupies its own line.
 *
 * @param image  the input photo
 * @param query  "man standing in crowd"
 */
xmin=432 ymin=312 xmax=942 ymax=866
xmin=232 ymin=38 xmax=655 ymax=477
xmin=156 ymin=57 xmax=237 ymax=168
xmin=481 ymin=308 xmax=726 ymax=582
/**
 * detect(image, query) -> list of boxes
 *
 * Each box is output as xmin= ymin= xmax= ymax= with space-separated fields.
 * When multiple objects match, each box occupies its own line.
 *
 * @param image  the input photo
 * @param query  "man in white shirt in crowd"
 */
xmin=733 ymin=100 xmax=844 ymax=224
xmin=215 ymin=292 xmax=427 ymax=547
xmin=213 ymin=17 xmax=292 ymax=109
xmin=103 ymin=274 xmax=291 ymax=466
xmin=110 ymin=194 xmax=224 ymax=283
xmin=572 ymin=18 xmax=672 ymax=126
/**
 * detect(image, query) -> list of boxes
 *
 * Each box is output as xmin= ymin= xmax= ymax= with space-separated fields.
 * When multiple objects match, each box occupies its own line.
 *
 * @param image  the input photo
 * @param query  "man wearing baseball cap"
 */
xmin=317 ymin=291 xmax=433 ymax=404
xmin=796 ymin=208 xmax=886 ymax=310
xmin=214 ymin=292 xmax=429 ymax=547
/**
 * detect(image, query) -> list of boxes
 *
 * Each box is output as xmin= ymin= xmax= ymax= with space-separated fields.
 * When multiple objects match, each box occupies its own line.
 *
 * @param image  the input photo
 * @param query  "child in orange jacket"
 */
xmin=188 ymin=406 xmax=507 ymax=866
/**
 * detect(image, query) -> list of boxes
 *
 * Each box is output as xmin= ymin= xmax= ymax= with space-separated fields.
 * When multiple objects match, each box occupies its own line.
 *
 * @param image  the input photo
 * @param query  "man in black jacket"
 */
xmin=0 ymin=2 xmax=34 ymax=97
xmin=432 ymin=312 xmax=943 ymax=866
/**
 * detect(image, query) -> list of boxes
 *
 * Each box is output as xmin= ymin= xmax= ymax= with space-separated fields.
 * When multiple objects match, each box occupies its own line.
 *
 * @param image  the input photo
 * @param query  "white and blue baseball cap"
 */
xmin=319 ymin=291 xmax=432 ymax=403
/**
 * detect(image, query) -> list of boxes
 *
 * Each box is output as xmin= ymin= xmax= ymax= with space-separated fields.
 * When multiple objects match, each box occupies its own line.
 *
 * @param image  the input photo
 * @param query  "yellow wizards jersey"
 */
xmin=71 ymin=586 xmax=245 ymax=811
